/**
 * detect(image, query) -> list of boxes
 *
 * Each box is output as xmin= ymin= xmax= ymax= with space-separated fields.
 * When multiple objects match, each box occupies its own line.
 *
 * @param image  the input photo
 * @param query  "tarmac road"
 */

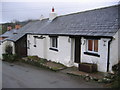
xmin=2 ymin=61 xmax=105 ymax=88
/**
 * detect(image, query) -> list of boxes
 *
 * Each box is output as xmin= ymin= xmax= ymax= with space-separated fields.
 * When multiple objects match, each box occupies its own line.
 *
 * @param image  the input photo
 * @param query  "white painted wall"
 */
xmin=0 ymin=40 xmax=15 ymax=59
xmin=27 ymin=35 xmax=44 ymax=58
xmin=109 ymin=31 xmax=119 ymax=72
xmin=27 ymin=35 xmax=72 ymax=67
xmin=27 ymin=33 xmax=119 ymax=72
xmin=80 ymin=37 xmax=110 ymax=72
xmin=47 ymin=36 xmax=72 ymax=66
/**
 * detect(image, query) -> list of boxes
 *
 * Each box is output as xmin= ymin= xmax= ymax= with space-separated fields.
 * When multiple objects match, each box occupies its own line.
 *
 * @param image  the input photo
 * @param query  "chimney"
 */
xmin=15 ymin=24 xmax=21 ymax=29
xmin=49 ymin=7 xmax=57 ymax=21
xmin=7 ymin=26 xmax=12 ymax=31
xmin=40 ymin=15 xmax=44 ymax=21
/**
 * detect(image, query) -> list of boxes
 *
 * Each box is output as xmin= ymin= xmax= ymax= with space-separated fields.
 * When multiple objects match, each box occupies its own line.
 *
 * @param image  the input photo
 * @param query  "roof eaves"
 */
xmin=26 ymin=33 xmax=113 ymax=38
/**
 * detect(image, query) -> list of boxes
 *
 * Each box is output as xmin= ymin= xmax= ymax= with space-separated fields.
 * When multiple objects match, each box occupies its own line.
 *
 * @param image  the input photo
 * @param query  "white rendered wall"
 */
xmin=27 ymin=34 xmax=119 ymax=72
xmin=47 ymin=36 xmax=72 ymax=66
xmin=80 ymin=37 xmax=110 ymax=72
xmin=0 ymin=41 xmax=15 ymax=59
xmin=2 ymin=41 xmax=15 ymax=54
xmin=27 ymin=35 xmax=72 ymax=67
xmin=109 ymin=32 xmax=119 ymax=72
xmin=27 ymin=35 xmax=44 ymax=58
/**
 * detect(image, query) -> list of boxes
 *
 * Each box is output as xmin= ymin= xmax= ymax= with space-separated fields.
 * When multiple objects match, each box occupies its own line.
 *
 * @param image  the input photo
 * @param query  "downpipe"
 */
xmin=107 ymin=38 xmax=113 ymax=72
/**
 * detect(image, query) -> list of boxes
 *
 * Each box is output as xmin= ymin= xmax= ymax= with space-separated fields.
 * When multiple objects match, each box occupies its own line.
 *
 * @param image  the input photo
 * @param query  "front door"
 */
xmin=74 ymin=37 xmax=81 ymax=63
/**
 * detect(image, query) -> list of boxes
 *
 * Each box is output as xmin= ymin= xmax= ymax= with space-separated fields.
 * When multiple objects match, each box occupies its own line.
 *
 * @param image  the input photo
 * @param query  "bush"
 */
xmin=2 ymin=54 xmax=18 ymax=62
xmin=2 ymin=54 xmax=9 ymax=61
xmin=112 ymin=62 xmax=120 ymax=73
xmin=111 ymin=62 xmax=120 ymax=88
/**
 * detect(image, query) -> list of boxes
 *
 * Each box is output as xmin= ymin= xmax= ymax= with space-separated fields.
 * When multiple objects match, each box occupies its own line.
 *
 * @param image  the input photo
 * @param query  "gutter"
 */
xmin=107 ymin=38 xmax=113 ymax=72
xmin=27 ymin=33 xmax=113 ymax=39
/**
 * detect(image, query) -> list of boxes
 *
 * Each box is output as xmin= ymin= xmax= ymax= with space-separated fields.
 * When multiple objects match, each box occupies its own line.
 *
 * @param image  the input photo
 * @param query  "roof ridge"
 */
xmin=57 ymin=4 xmax=119 ymax=18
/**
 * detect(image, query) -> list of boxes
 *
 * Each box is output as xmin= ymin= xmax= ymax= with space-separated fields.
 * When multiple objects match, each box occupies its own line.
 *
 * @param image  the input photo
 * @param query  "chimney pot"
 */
xmin=52 ymin=7 xmax=54 ymax=12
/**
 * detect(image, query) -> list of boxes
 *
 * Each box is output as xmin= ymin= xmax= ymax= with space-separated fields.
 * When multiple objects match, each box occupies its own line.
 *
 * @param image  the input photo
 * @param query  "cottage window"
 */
xmin=84 ymin=39 xmax=100 ymax=57
xmin=50 ymin=36 xmax=58 ymax=51
xmin=87 ymin=40 xmax=98 ymax=53
xmin=51 ymin=37 xmax=57 ymax=48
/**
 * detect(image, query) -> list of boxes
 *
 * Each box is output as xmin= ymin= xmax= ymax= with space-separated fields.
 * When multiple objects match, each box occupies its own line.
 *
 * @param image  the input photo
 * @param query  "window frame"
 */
xmin=87 ymin=39 xmax=99 ymax=54
xmin=49 ymin=36 xmax=58 ymax=51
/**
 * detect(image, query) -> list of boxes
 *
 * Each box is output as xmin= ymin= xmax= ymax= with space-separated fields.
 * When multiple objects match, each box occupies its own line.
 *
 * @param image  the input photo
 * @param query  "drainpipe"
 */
xmin=107 ymin=38 xmax=113 ymax=72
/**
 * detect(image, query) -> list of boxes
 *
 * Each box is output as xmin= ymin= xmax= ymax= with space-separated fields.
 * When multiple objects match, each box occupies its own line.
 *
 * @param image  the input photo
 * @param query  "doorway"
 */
xmin=74 ymin=37 xmax=81 ymax=63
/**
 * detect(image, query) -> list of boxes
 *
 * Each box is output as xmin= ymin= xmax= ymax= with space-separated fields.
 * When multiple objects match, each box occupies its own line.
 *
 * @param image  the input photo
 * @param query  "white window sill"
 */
xmin=49 ymin=48 xmax=58 ymax=52
xmin=84 ymin=52 xmax=100 ymax=57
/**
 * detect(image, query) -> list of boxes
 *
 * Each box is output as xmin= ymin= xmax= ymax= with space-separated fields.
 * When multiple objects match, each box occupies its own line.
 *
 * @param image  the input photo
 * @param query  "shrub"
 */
xmin=2 ymin=54 xmax=18 ymax=62
xmin=2 ymin=54 xmax=9 ymax=61
xmin=112 ymin=62 xmax=120 ymax=73
xmin=111 ymin=62 xmax=120 ymax=88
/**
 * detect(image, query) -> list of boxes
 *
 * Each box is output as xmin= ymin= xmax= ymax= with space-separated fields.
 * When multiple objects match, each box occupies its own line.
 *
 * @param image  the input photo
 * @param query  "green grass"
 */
xmin=27 ymin=56 xmax=47 ymax=64
xmin=21 ymin=56 xmax=66 ymax=71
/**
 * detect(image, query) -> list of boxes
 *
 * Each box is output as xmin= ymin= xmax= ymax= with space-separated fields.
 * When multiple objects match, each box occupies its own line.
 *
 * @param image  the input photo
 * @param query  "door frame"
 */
xmin=74 ymin=37 xmax=81 ymax=63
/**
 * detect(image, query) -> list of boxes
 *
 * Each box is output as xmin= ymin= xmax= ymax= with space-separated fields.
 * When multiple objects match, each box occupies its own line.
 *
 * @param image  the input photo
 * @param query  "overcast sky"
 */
xmin=0 ymin=0 xmax=119 ymax=23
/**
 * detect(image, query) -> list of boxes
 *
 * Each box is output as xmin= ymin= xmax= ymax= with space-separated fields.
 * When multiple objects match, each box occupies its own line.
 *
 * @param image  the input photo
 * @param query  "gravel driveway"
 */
xmin=2 ymin=61 xmax=105 ymax=88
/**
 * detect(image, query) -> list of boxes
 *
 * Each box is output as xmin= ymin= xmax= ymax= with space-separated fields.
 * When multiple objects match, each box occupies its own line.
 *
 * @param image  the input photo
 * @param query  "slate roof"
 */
xmin=0 ymin=29 xmax=18 ymax=37
xmin=0 ymin=29 xmax=19 ymax=43
xmin=8 ymin=21 xmax=36 ymax=41
xmin=8 ymin=5 xmax=120 ymax=42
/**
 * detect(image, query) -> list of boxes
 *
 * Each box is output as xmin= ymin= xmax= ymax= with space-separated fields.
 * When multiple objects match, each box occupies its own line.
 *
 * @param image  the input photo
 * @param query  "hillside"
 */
xmin=0 ymin=21 xmax=29 ymax=35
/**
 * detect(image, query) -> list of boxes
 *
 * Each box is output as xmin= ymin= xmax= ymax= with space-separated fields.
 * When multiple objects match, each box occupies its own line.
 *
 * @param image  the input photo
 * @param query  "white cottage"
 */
xmin=0 ymin=26 xmax=27 ymax=59
xmin=0 ymin=29 xmax=17 ymax=59
xmin=26 ymin=5 xmax=120 ymax=72
xmin=1 ymin=5 xmax=119 ymax=73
